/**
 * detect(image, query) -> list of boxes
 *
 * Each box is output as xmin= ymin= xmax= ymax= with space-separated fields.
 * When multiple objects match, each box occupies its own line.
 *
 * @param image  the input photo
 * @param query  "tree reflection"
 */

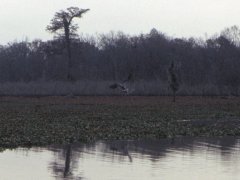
xmin=47 ymin=137 xmax=240 ymax=179
xmin=49 ymin=143 xmax=82 ymax=179
xmin=63 ymin=144 xmax=71 ymax=178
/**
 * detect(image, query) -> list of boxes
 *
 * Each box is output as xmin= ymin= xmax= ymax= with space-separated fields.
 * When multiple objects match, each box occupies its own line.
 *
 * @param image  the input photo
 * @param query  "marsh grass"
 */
xmin=0 ymin=96 xmax=240 ymax=148
xmin=0 ymin=81 xmax=238 ymax=96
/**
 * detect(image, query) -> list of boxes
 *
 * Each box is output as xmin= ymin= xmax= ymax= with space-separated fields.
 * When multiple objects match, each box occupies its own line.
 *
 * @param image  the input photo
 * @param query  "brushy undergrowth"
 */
xmin=0 ymin=96 xmax=240 ymax=148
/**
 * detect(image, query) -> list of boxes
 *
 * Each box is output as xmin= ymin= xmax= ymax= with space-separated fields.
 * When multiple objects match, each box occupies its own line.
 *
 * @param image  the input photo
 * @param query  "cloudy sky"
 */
xmin=0 ymin=0 xmax=239 ymax=44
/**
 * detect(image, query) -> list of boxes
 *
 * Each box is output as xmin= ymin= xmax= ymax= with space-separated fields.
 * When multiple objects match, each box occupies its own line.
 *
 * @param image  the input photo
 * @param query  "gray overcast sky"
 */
xmin=0 ymin=0 xmax=239 ymax=44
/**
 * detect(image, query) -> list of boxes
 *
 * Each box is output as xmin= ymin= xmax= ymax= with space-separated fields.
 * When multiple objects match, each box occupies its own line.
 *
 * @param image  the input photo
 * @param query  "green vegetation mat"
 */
xmin=0 ymin=96 xmax=240 ymax=148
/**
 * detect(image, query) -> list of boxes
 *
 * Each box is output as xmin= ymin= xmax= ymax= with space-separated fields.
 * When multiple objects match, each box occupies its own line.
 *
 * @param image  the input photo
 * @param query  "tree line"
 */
xmin=0 ymin=8 xmax=240 ymax=95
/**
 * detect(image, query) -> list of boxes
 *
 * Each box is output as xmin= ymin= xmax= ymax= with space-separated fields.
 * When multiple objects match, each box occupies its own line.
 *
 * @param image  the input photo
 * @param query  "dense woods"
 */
xmin=0 ymin=26 xmax=240 ymax=95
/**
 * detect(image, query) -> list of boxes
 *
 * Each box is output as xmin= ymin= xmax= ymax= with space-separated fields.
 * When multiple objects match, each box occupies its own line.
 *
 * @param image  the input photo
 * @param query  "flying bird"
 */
xmin=109 ymin=72 xmax=134 ymax=95
xmin=109 ymin=83 xmax=129 ymax=94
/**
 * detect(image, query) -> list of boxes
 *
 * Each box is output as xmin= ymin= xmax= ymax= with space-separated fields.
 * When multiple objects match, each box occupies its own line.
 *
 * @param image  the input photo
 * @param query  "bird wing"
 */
xmin=118 ymin=83 xmax=126 ymax=90
xmin=123 ymin=72 xmax=133 ymax=83
xmin=109 ymin=83 xmax=118 ymax=89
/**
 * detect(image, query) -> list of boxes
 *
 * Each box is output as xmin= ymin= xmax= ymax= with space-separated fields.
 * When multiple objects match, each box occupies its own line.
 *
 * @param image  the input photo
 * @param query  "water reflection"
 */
xmin=49 ymin=144 xmax=83 ymax=179
xmin=0 ymin=137 xmax=240 ymax=180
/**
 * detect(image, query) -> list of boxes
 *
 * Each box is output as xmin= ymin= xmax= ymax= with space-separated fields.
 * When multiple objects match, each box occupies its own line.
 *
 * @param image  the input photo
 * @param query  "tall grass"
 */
xmin=0 ymin=81 xmax=238 ymax=96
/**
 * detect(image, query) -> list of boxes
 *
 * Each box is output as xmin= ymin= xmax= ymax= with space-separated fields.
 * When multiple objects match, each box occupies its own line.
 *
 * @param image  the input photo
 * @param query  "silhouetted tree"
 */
xmin=46 ymin=7 xmax=89 ymax=80
xmin=221 ymin=25 xmax=240 ymax=47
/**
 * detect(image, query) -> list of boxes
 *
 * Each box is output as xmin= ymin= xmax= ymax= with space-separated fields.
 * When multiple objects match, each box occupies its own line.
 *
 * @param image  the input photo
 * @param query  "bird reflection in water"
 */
xmin=109 ymin=141 xmax=133 ymax=162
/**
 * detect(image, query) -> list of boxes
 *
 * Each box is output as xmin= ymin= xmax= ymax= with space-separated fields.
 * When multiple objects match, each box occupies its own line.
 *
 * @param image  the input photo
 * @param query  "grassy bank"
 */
xmin=0 ymin=96 xmax=240 ymax=148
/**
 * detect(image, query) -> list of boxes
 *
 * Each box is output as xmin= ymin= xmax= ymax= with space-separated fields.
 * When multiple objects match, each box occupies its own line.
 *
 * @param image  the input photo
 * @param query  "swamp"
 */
xmin=1 ymin=1 xmax=240 ymax=179
xmin=0 ymin=96 xmax=240 ymax=148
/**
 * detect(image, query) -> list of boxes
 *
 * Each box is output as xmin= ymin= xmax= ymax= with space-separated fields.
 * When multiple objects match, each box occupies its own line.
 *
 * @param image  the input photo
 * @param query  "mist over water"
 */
xmin=1 ymin=137 xmax=240 ymax=180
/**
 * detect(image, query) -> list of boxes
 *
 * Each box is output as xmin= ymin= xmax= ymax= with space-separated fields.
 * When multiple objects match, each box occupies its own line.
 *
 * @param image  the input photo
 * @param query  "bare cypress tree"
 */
xmin=46 ymin=7 xmax=89 ymax=81
xmin=168 ymin=61 xmax=179 ymax=102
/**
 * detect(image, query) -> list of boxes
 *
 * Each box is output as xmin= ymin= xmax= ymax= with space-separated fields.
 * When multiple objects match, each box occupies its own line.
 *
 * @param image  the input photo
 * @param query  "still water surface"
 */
xmin=0 ymin=137 xmax=240 ymax=180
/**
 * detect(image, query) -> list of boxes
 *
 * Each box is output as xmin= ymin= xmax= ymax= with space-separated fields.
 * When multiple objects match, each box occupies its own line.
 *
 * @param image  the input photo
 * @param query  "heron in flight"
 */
xmin=109 ymin=73 xmax=133 ymax=95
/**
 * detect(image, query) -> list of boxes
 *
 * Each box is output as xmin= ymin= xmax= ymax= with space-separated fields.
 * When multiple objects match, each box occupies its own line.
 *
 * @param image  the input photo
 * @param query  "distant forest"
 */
xmin=0 ymin=26 xmax=240 ymax=96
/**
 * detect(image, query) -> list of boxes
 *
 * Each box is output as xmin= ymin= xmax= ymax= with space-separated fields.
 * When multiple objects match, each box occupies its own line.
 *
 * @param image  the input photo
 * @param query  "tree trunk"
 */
xmin=173 ymin=91 xmax=176 ymax=102
xmin=64 ymin=26 xmax=73 ymax=81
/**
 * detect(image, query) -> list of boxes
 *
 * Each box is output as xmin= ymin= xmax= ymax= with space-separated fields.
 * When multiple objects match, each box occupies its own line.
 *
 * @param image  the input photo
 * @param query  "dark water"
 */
xmin=1 ymin=137 xmax=240 ymax=180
